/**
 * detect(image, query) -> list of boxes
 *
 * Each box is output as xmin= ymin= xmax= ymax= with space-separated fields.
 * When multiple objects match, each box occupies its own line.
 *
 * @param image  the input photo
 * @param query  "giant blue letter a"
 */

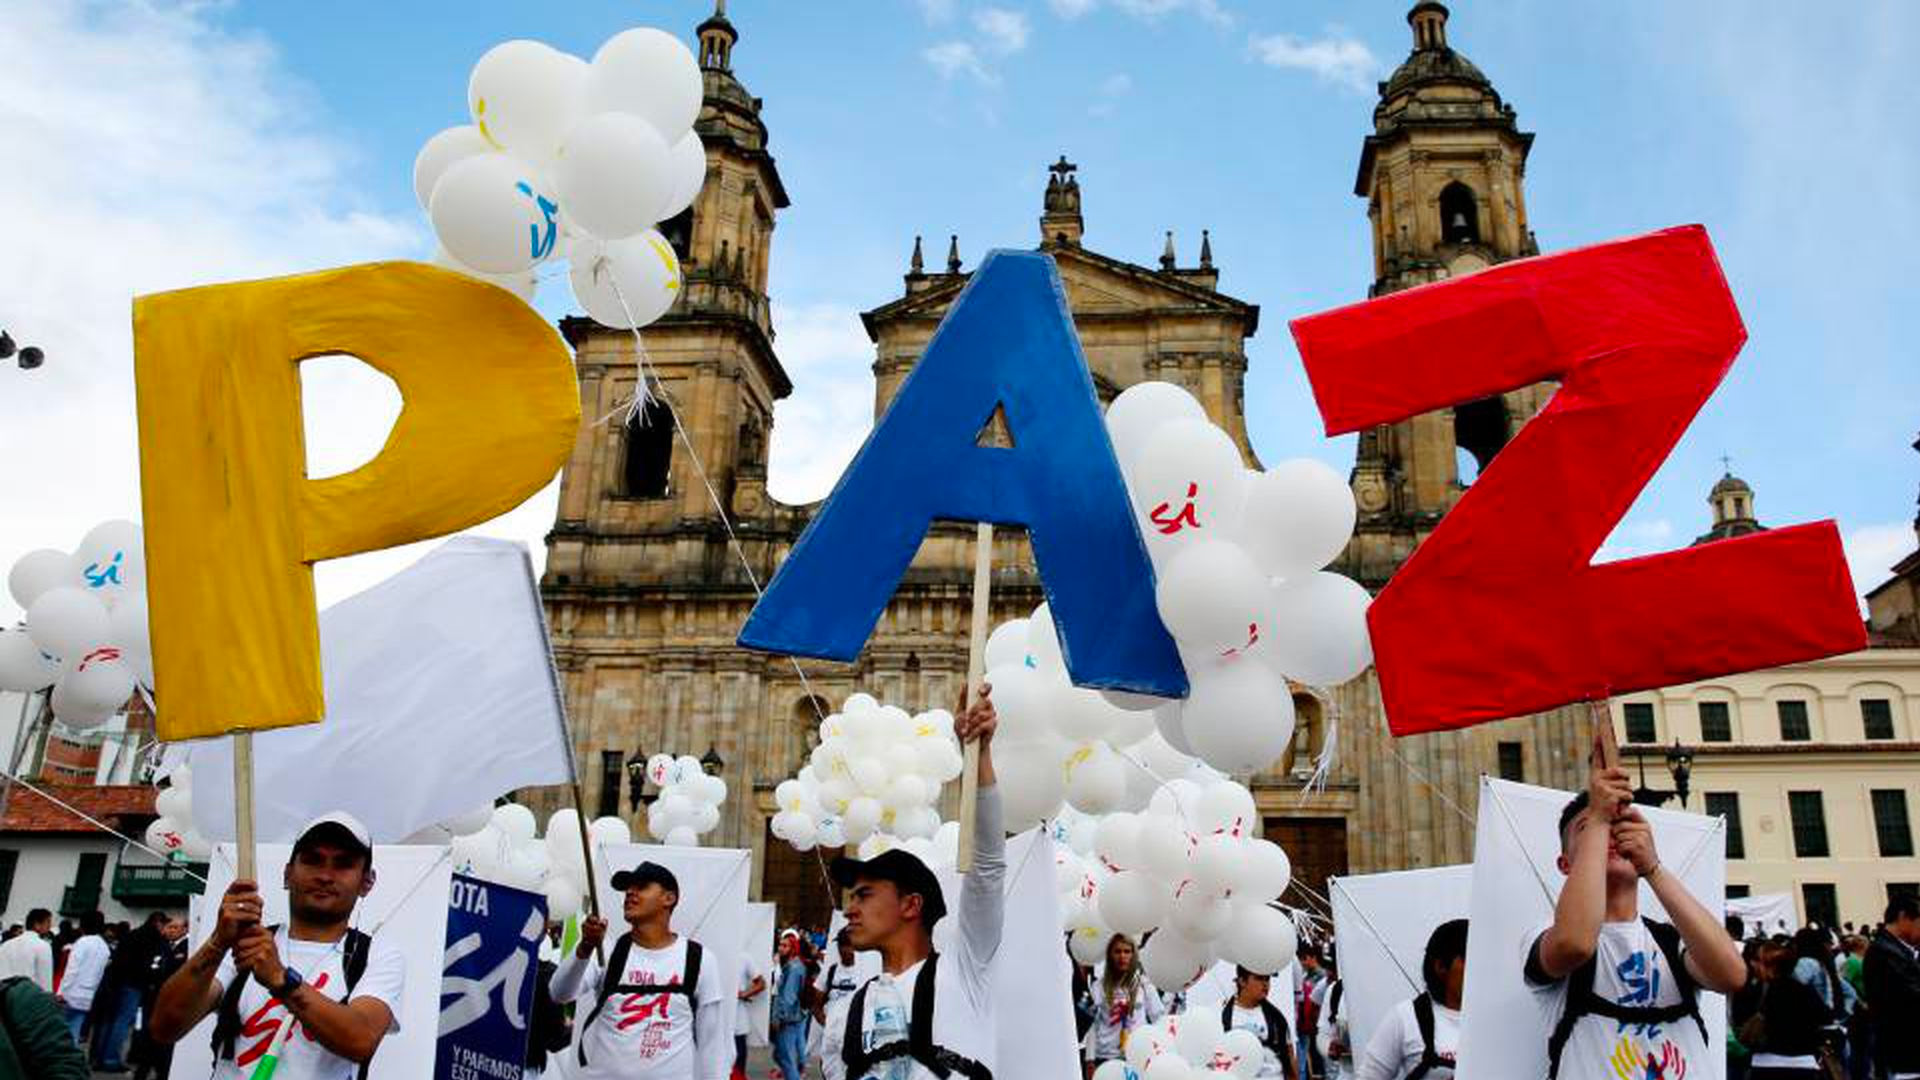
xmin=737 ymin=250 xmax=1186 ymax=697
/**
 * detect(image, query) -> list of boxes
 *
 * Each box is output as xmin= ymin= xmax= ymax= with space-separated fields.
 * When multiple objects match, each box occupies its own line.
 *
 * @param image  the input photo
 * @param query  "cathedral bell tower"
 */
xmin=546 ymin=1 xmax=791 ymax=593
xmin=1341 ymin=0 xmax=1550 ymax=587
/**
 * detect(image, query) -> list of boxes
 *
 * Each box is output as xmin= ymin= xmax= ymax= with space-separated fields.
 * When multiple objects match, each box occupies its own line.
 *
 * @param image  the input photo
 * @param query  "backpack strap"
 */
xmin=1544 ymin=920 xmax=1705 ymax=1080
xmin=212 ymin=925 xmax=377 ymax=1079
xmin=577 ymin=936 xmax=704 ymax=1067
xmin=1260 ymin=1001 xmax=1291 ymax=1059
xmin=839 ymin=954 xmax=992 ymax=1080
xmin=1328 ymin=980 xmax=1344 ymax=1024
xmin=1406 ymin=993 xmax=1446 ymax=1080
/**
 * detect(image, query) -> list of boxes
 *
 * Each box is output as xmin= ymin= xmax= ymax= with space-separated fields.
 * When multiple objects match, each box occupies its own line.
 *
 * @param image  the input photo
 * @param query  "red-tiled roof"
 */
xmin=0 ymin=783 xmax=156 ymax=834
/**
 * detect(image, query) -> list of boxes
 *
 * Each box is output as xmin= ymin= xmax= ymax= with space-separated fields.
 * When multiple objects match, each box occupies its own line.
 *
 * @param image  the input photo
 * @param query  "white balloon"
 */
xmin=430 ymin=153 xmax=560 ymax=274
xmin=442 ymin=806 xmax=496 ymax=837
xmin=982 ymin=663 xmax=1049 ymax=747
xmin=504 ymin=846 xmax=548 ymax=890
xmin=1154 ymin=540 xmax=1272 ymax=655
xmin=1097 ymin=869 xmax=1172 ymax=936
xmin=543 ymin=876 xmax=584 ymax=921
xmin=52 ymin=664 xmax=128 ymax=726
xmin=1234 ymin=459 xmax=1358 ymax=578
xmin=1263 ymin=572 xmax=1375 ymax=687
xmin=1103 ymin=688 xmax=1167 ymax=712
xmin=468 ymin=41 xmax=587 ymax=162
xmin=842 ymin=692 xmax=879 ymax=714
xmin=107 ymin=593 xmax=150 ymax=661
xmin=1180 ymin=660 xmax=1295 ymax=775
xmin=1140 ymin=928 xmax=1214 ymax=993
xmin=657 ymin=131 xmax=708 ymax=221
xmin=585 ymin=28 xmax=703 ymax=142
xmin=492 ymin=803 xmax=539 ymax=842
xmin=1218 ymin=1029 xmax=1264 ymax=1079
xmin=843 ymin=796 xmax=883 ymax=844
xmin=1143 ymin=1053 xmax=1192 ymax=1080
xmin=1221 ymin=902 xmax=1296 ymax=975
xmin=430 ymin=246 xmax=537 ymax=303
xmin=1189 ymin=833 xmax=1243 ymax=896
xmin=1126 ymin=1021 xmax=1177 ymax=1070
xmin=1025 ymin=603 xmax=1065 ymax=673
xmin=1094 ymin=812 xmax=1142 ymax=872
xmin=893 ymin=805 xmax=940 ymax=840
xmin=146 ymin=816 xmax=188 ymax=857
xmin=589 ymin=816 xmax=632 ymax=847
xmin=665 ymin=825 xmax=698 ymax=847
xmin=995 ymin=741 xmax=1068 ymax=830
xmin=1134 ymin=814 xmax=1192 ymax=882
xmin=1107 ymin=703 xmax=1157 ymax=749
xmin=73 ymin=520 xmax=144 ymax=601
xmin=1172 ymin=1005 xmax=1225 ymax=1063
xmin=1067 ymin=914 xmax=1111 ymax=967
xmin=817 ymin=816 xmax=846 ymax=849
xmin=1063 ymin=742 xmax=1127 ymax=815
xmin=7 ymin=549 xmax=72 ymax=610
xmin=1130 ymin=418 xmax=1247 ymax=552
xmin=413 ymin=126 xmax=494 ymax=210
xmin=984 ymin=619 xmax=1032 ymax=671
xmin=1194 ymin=781 xmax=1258 ymax=838
xmin=1051 ymin=684 xmax=1125 ymax=745
xmin=555 ymin=112 xmax=673 ymax=240
xmin=400 ymin=823 xmax=454 ymax=845
xmin=1137 ymin=731 xmax=1199 ymax=783
xmin=646 ymin=753 xmax=677 ymax=786
xmin=26 ymin=587 xmax=109 ymax=660
xmin=0 ymin=628 xmax=58 ymax=692
xmin=1106 ymin=381 xmax=1207 ymax=474
xmin=154 ymin=785 xmax=191 ymax=823
xmin=1238 ymin=839 xmax=1292 ymax=902
xmin=882 ymin=774 xmax=927 ymax=812
xmin=690 ymin=802 xmax=720 ymax=834
xmin=569 ymin=229 xmax=681 ymax=328
xmin=1169 ymin=883 xmax=1233 ymax=941
xmin=179 ymin=830 xmax=213 ymax=862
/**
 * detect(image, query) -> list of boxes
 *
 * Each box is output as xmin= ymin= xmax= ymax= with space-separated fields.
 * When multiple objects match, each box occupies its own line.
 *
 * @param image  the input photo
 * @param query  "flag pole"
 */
xmin=956 ymin=521 xmax=993 ymax=873
xmin=233 ymin=730 xmax=257 ymax=883
xmin=570 ymin=778 xmax=608 ymax=964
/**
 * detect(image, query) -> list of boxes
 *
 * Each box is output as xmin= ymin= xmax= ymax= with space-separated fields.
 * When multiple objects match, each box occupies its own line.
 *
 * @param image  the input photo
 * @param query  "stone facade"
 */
xmin=532 ymin=3 xmax=1590 ymax=925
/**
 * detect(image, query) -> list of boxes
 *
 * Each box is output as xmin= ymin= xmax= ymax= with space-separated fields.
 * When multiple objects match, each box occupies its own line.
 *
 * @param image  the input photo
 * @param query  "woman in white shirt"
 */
xmin=1356 ymin=918 xmax=1468 ymax=1080
xmin=1084 ymin=934 xmax=1164 ymax=1077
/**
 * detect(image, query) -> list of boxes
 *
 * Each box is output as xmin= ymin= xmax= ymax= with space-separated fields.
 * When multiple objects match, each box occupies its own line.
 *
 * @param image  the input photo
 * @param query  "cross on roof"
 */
xmin=1720 ymin=454 xmax=1734 ymax=475
xmin=1050 ymin=155 xmax=1077 ymax=181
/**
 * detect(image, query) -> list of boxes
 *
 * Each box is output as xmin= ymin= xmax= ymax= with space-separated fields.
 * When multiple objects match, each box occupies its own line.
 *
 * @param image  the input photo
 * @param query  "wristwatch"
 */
xmin=273 ymin=966 xmax=305 ymax=999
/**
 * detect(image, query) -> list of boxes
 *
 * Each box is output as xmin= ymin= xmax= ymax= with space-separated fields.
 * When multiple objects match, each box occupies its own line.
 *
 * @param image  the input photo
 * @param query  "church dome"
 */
xmin=1711 ymin=472 xmax=1753 ymax=498
xmin=1381 ymin=3 xmax=1494 ymax=100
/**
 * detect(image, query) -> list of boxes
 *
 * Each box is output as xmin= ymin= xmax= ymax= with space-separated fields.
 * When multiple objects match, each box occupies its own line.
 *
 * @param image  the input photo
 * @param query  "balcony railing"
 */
xmin=110 ymin=862 xmax=209 ymax=906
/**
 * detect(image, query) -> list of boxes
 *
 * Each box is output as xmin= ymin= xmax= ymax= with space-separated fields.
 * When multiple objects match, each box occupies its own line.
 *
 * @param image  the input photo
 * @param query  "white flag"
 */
xmin=187 ymin=536 xmax=575 ymax=843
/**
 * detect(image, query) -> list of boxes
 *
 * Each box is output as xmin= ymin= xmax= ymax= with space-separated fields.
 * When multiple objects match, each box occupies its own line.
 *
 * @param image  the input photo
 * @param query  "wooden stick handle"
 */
xmin=955 ymin=522 xmax=993 ymax=873
xmin=1589 ymin=696 xmax=1619 ymax=773
xmin=570 ymin=778 xmax=608 ymax=964
xmin=233 ymin=731 xmax=256 ymax=883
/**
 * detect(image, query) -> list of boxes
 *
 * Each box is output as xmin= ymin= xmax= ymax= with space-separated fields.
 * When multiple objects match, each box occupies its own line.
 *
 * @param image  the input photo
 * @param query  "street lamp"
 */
xmin=1626 ymin=740 xmax=1694 ymax=808
xmin=625 ymin=749 xmax=649 ymax=812
xmin=700 ymin=745 xmax=724 ymax=774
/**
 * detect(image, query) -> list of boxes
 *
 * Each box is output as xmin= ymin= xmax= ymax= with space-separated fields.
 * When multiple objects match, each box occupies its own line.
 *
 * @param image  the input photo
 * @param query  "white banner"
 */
xmin=188 ymin=536 xmax=574 ymax=844
xmin=1457 ymin=779 xmax=1727 ymax=1080
xmin=745 ymin=900 xmax=775 ymax=1047
xmin=170 ymin=844 xmax=455 ymax=1080
xmin=1725 ymin=892 xmax=1795 ymax=937
xmin=1328 ymin=864 xmax=1472 ymax=1056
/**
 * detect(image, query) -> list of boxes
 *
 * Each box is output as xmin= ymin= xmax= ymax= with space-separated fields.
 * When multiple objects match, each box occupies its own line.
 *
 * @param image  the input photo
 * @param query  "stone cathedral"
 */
xmin=532 ymin=2 xmax=1587 ymax=927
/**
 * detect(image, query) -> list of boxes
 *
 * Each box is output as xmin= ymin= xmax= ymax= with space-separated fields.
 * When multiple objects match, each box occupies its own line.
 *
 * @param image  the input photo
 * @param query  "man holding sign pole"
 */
xmin=148 ymin=812 xmax=406 ymax=1079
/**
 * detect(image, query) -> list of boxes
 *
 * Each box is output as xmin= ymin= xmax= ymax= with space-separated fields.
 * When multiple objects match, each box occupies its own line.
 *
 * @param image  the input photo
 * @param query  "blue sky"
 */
xmin=0 ymin=0 xmax=1913 ymax=617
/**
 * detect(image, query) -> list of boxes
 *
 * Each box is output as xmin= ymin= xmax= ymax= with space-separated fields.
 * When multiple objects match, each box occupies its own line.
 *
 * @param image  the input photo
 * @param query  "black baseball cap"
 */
xmin=830 ymin=848 xmax=947 ymax=924
xmin=611 ymin=861 xmax=680 ymax=896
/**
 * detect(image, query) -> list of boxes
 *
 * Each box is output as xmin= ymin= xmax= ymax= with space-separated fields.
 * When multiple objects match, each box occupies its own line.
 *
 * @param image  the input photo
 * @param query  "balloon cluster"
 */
xmin=768 ymin=693 xmax=965 ymax=865
xmin=1108 ymin=381 xmax=1374 ymax=774
xmin=144 ymin=764 xmax=214 ymax=863
xmin=0 ymin=520 xmax=152 ymax=728
xmin=414 ymin=28 xmax=707 ymax=327
xmin=1052 ymin=773 xmax=1297 ymax=989
xmin=1096 ymin=1009 xmax=1272 ymax=1080
xmin=418 ymin=803 xmax=632 ymax=923
xmin=642 ymin=753 xmax=727 ymax=847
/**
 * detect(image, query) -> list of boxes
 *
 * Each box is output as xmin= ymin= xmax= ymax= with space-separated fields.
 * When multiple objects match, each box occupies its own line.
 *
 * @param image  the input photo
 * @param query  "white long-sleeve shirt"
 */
xmin=0 ymin=932 xmax=53 ymax=992
xmin=834 ymin=785 xmax=1005 ymax=1080
xmin=552 ymin=933 xmax=729 ymax=1080
xmin=59 ymin=934 xmax=111 ymax=1010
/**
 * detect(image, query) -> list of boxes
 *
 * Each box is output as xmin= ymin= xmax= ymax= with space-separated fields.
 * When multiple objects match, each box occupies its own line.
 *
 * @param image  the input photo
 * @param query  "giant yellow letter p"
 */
xmin=133 ymin=262 xmax=580 ymax=741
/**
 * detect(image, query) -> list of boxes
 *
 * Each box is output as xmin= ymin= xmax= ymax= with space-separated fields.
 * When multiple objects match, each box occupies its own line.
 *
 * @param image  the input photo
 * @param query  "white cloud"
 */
xmin=1114 ymin=0 xmax=1232 ymax=28
xmin=974 ymin=7 xmax=1032 ymax=54
xmin=924 ymin=40 xmax=1000 ymax=85
xmin=1846 ymin=521 xmax=1914 ymax=606
xmin=1593 ymin=518 xmax=1677 ymax=564
xmin=765 ymin=303 xmax=876 ymax=505
xmin=916 ymin=0 xmax=958 ymax=24
xmin=1247 ymin=31 xmax=1380 ymax=93
xmin=0 ymin=2 xmax=432 ymax=624
xmin=1050 ymin=0 xmax=1097 ymax=16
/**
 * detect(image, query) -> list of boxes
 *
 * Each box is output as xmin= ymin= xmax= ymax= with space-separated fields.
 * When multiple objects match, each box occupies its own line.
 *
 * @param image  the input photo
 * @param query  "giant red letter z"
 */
xmin=1291 ymin=226 xmax=1865 ymax=735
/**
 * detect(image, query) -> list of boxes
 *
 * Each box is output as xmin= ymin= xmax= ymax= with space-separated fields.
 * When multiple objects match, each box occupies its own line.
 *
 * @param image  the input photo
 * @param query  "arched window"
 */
xmin=624 ymin=398 xmax=674 ymax=498
xmin=1453 ymin=395 xmax=1509 ymax=482
xmin=1440 ymin=182 xmax=1480 ymax=244
xmin=1285 ymin=693 xmax=1324 ymax=777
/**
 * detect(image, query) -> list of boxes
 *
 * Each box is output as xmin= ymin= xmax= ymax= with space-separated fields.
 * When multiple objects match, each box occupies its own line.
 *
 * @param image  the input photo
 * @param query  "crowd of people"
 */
xmin=0 ymin=904 xmax=189 ymax=1078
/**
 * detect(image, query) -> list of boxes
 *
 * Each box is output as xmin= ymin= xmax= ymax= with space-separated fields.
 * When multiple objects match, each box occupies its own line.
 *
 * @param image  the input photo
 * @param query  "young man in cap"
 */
xmin=150 ymin=811 xmax=407 ymax=1080
xmin=826 ymin=686 xmax=1002 ymax=1080
xmin=552 ymin=858 xmax=729 ymax=1080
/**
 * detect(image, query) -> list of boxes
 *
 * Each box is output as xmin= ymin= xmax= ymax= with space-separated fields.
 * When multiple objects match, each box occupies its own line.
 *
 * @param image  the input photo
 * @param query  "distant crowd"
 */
xmin=0 ymin=906 xmax=189 ymax=1078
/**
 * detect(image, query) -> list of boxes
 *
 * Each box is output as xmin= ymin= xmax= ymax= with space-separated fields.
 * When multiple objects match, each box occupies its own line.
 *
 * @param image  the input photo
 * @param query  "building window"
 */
xmin=1623 ymin=703 xmax=1657 ymax=744
xmin=1778 ymin=700 xmax=1811 ymax=742
xmin=623 ymin=399 xmax=675 ymax=498
xmin=1803 ymin=883 xmax=1839 ymax=930
xmin=0 ymin=850 xmax=15 ymax=912
xmin=1439 ymin=181 xmax=1480 ymax=244
xmin=1788 ymin=791 xmax=1829 ymax=857
xmin=1890 ymin=883 xmax=1919 ymax=906
xmin=1862 ymin=699 xmax=1895 ymax=741
xmin=1497 ymin=742 xmax=1524 ymax=783
xmin=1705 ymin=792 xmax=1745 ymax=859
xmin=1873 ymin=790 xmax=1915 ymax=857
xmin=1699 ymin=702 xmax=1732 ymax=743
xmin=597 ymin=750 xmax=624 ymax=820
xmin=1727 ymin=884 xmax=1751 ymax=899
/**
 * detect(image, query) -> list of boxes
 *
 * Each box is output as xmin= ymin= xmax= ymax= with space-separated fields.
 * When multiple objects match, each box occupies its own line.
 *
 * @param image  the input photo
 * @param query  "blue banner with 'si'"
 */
xmin=436 ymin=874 xmax=546 ymax=1080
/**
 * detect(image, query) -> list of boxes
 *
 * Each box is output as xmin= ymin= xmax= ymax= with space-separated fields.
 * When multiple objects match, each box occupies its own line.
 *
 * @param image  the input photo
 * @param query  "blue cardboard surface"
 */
xmin=737 ymin=250 xmax=1187 ymax=697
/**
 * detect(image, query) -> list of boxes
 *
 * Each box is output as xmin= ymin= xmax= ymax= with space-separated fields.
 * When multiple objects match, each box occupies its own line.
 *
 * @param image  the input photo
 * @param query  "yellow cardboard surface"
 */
xmin=132 ymin=262 xmax=580 ymax=740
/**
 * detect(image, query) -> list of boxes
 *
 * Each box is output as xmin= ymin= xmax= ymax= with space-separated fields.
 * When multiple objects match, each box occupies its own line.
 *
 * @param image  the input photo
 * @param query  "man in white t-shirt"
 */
xmin=734 ymin=948 xmax=766 ymax=1079
xmin=1355 ymin=919 xmax=1467 ymax=1080
xmin=551 ymin=860 xmax=729 ymax=1080
xmin=828 ymin=685 xmax=1003 ymax=1080
xmin=811 ymin=928 xmax=876 ymax=1080
xmin=149 ymin=811 xmax=407 ymax=1080
xmin=1522 ymin=729 xmax=1746 ymax=1080
xmin=57 ymin=910 xmax=111 ymax=1044
xmin=0 ymin=908 xmax=55 ymax=992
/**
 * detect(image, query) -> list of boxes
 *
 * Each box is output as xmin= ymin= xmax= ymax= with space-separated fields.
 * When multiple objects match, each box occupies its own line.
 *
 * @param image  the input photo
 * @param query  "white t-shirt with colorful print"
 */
xmin=209 ymin=928 xmax=406 ymax=1080
xmin=1524 ymin=919 xmax=1707 ymax=1080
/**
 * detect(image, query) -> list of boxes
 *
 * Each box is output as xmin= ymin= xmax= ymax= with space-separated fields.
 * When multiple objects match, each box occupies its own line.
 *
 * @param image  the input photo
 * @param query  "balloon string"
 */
xmin=593 ymin=261 xmax=831 ymax=726
xmin=0 ymin=766 xmax=208 ymax=882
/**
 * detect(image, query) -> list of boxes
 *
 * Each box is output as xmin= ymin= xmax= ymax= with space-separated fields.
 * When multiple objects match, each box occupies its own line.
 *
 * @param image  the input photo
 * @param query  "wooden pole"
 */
xmin=1589 ymin=696 xmax=1619 ymax=773
xmin=955 ymin=521 xmax=993 ymax=873
xmin=233 ymin=731 xmax=257 ymax=883
xmin=569 ymin=776 xmax=608 ymax=963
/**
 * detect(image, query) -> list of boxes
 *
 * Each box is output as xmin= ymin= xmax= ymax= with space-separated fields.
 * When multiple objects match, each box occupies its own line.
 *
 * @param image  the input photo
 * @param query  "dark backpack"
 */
xmin=211 ymin=926 xmax=372 ymax=1078
xmin=1406 ymin=993 xmax=1452 ymax=1080
xmin=578 ymin=936 xmax=703 ymax=1068
xmin=1543 ymin=918 xmax=1704 ymax=1080
xmin=841 ymin=953 xmax=991 ymax=1080
xmin=1220 ymin=998 xmax=1291 ymax=1064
